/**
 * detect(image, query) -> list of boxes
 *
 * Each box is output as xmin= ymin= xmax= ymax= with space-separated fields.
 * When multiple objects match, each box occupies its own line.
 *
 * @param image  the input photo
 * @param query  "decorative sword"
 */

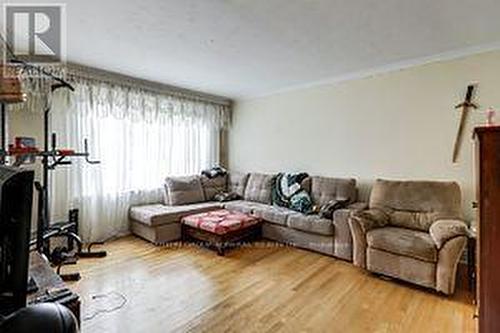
xmin=452 ymin=84 xmax=478 ymax=163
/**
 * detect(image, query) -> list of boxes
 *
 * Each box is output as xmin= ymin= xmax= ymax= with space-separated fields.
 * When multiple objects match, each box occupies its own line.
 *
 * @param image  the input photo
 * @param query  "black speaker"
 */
xmin=0 ymin=166 xmax=34 ymax=316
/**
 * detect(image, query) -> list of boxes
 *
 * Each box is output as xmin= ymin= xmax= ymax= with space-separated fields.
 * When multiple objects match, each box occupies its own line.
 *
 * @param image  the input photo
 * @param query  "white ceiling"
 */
xmin=5 ymin=0 xmax=500 ymax=98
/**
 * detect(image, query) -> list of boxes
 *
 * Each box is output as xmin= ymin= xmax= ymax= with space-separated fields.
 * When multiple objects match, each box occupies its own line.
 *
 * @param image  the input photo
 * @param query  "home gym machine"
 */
xmin=0 ymin=59 xmax=106 ymax=281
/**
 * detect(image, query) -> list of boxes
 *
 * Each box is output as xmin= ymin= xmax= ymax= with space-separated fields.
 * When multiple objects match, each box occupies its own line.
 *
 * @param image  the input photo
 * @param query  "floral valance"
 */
xmin=10 ymin=64 xmax=231 ymax=129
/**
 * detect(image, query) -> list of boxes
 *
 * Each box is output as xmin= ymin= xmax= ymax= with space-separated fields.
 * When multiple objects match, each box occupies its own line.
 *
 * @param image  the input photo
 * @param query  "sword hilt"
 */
xmin=455 ymin=102 xmax=478 ymax=109
xmin=465 ymin=85 xmax=474 ymax=101
xmin=455 ymin=84 xmax=478 ymax=109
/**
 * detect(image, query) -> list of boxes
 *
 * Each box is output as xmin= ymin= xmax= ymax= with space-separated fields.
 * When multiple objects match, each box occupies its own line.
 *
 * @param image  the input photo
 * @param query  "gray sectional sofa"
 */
xmin=130 ymin=172 xmax=366 ymax=261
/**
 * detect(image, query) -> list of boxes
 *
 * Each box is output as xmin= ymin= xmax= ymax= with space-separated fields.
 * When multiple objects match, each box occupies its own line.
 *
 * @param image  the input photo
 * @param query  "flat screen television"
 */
xmin=0 ymin=166 xmax=34 ymax=316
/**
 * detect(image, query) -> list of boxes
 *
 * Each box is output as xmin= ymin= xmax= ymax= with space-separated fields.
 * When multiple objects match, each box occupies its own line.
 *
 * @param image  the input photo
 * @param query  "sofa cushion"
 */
xmin=228 ymin=172 xmax=249 ymax=197
xmin=310 ymin=176 xmax=357 ymax=207
xmin=223 ymin=200 xmax=293 ymax=226
xmin=200 ymin=175 xmax=227 ymax=200
xmin=287 ymin=213 xmax=334 ymax=236
xmin=165 ymin=176 xmax=205 ymax=205
xmin=129 ymin=202 xmax=222 ymax=227
xmin=366 ymin=227 xmax=438 ymax=262
xmin=251 ymin=204 xmax=295 ymax=226
xmin=223 ymin=200 xmax=260 ymax=214
xmin=244 ymin=173 xmax=276 ymax=204
xmin=369 ymin=179 xmax=463 ymax=231
xmin=389 ymin=211 xmax=442 ymax=232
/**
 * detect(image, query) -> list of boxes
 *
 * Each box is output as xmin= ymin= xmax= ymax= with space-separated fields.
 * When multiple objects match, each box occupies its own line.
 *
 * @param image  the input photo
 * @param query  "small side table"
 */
xmin=467 ymin=226 xmax=477 ymax=302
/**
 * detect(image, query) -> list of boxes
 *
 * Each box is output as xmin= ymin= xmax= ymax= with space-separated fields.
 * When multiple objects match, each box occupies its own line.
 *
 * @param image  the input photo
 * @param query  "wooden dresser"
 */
xmin=474 ymin=126 xmax=500 ymax=333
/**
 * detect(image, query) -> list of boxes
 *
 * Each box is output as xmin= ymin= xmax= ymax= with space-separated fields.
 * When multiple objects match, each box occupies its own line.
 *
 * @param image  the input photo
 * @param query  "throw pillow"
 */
xmin=318 ymin=200 xmax=349 ymax=219
xmin=272 ymin=172 xmax=313 ymax=214
xmin=165 ymin=176 xmax=205 ymax=205
xmin=201 ymin=174 xmax=227 ymax=200
xmin=201 ymin=166 xmax=227 ymax=179
xmin=289 ymin=190 xmax=314 ymax=214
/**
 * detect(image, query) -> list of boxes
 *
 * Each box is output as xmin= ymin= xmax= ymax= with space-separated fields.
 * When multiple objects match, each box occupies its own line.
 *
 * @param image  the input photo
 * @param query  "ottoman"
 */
xmin=181 ymin=209 xmax=262 ymax=256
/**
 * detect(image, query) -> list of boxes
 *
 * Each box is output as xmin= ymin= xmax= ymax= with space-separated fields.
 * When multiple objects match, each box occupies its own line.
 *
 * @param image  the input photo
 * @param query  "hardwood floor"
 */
xmin=67 ymin=236 xmax=476 ymax=333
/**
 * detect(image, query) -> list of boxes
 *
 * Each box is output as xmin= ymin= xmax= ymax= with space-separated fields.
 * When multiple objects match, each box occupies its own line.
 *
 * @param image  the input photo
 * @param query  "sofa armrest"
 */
xmin=348 ymin=216 xmax=367 ymax=268
xmin=332 ymin=202 xmax=367 ymax=261
xmin=436 ymin=235 xmax=467 ymax=294
xmin=348 ymin=208 xmax=390 ymax=268
xmin=429 ymin=219 xmax=469 ymax=249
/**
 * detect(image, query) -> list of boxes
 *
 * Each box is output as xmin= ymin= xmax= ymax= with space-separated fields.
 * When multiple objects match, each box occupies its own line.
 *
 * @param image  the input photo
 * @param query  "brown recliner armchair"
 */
xmin=349 ymin=179 xmax=468 ymax=295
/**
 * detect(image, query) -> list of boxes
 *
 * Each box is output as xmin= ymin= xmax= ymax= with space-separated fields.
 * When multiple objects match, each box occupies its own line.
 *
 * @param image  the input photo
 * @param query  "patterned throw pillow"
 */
xmin=318 ymin=200 xmax=349 ymax=219
xmin=272 ymin=172 xmax=314 ymax=214
xmin=272 ymin=172 xmax=308 ymax=207
xmin=289 ymin=191 xmax=314 ymax=214
xmin=213 ymin=191 xmax=242 ymax=202
xmin=202 ymin=166 xmax=227 ymax=179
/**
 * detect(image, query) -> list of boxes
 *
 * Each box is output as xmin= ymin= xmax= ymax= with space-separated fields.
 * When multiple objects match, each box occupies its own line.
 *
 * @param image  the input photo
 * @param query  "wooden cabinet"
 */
xmin=475 ymin=126 xmax=500 ymax=333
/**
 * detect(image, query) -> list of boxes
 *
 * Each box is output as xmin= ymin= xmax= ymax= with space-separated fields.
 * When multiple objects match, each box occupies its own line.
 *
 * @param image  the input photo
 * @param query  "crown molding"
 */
xmin=244 ymin=41 xmax=500 ymax=101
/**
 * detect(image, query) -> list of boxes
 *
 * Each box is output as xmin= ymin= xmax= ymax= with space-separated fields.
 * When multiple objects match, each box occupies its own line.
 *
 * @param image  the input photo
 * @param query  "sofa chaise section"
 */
xmin=130 ymin=202 xmax=223 ymax=244
xmin=130 ymin=175 xmax=224 ymax=244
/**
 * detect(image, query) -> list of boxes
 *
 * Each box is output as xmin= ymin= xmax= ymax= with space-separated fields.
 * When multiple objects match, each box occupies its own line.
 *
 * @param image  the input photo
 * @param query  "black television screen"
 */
xmin=0 ymin=166 xmax=34 ymax=316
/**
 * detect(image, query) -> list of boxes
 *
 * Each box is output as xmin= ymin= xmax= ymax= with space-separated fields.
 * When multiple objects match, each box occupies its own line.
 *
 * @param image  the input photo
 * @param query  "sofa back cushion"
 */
xmin=369 ymin=179 xmax=463 ymax=231
xmin=164 ymin=175 xmax=205 ymax=205
xmin=310 ymin=176 xmax=357 ymax=207
xmin=244 ymin=173 xmax=276 ymax=204
xmin=201 ymin=175 xmax=227 ymax=200
xmin=228 ymin=172 xmax=249 ymax=197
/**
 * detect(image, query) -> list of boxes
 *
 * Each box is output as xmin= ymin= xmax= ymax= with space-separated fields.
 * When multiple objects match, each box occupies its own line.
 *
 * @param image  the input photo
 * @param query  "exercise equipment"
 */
xmin=0 ymin=57 xmax=106 ymax=281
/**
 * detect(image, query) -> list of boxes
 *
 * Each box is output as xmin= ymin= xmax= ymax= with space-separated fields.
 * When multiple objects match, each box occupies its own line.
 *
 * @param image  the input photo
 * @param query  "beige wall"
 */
xmin=229 ymin=50 xmax=500 ymax=220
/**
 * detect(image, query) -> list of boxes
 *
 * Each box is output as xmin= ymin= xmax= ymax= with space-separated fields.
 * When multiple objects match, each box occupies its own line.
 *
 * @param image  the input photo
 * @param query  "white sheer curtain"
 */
xmin=45 ymin=80 xmax=228 ymax=242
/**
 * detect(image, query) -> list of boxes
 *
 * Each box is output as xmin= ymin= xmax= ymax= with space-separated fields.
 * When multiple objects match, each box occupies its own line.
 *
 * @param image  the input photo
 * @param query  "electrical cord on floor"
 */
xmin=82 ymin=291 xmax=127 ymax=321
